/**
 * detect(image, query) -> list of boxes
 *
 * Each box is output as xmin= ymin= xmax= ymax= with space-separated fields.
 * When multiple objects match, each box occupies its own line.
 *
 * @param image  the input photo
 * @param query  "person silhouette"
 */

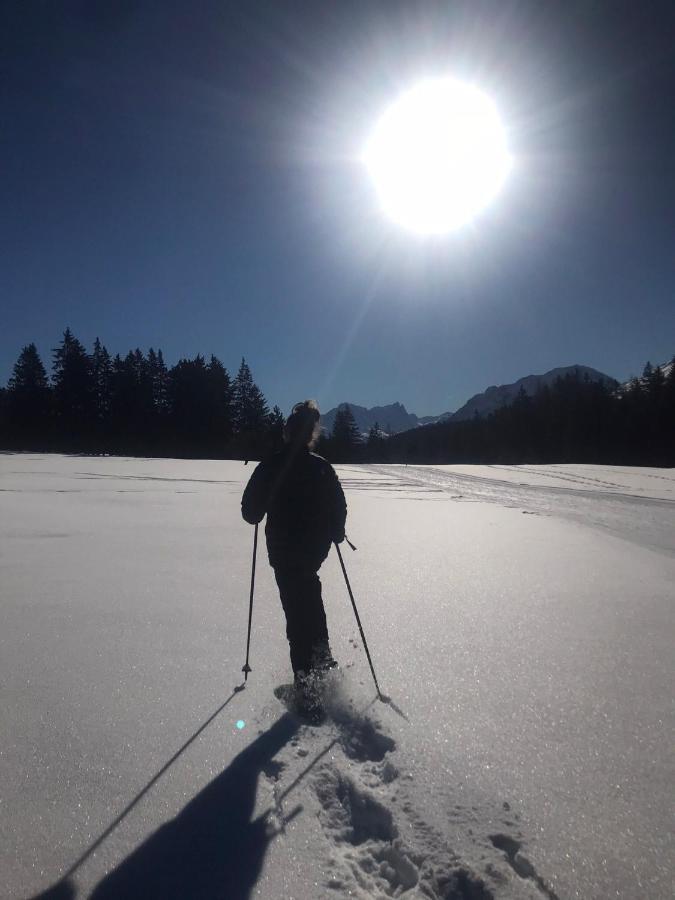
xmin=241 ymin=400 xmax=346 ymax=698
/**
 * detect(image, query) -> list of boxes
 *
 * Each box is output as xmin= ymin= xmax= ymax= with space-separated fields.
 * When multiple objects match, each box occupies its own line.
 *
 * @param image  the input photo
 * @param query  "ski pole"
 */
xmin=335 ymin=542 xmax=383 ymax=701
xmin=242 ymin=522 xmax=258 ymax=681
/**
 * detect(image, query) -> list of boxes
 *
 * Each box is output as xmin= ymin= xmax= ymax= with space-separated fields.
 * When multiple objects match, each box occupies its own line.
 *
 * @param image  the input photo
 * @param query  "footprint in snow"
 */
xmin=489 ymin=834 xmax=559 ymax=900
xmin=313 ymin=763 xmax=419 ymax=895
xmin=338 ymin=715 xmax=396 ymax=763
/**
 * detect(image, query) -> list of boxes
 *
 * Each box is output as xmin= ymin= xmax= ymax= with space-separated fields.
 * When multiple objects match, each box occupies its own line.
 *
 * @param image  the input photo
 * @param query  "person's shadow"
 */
xmin=33 ymin=712 xmax=300 ymax=900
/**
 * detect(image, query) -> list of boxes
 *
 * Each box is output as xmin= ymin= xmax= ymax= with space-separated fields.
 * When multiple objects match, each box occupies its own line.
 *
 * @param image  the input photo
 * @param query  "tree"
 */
xmin=168 ymin=355 xmax=211 ymax=452
xmin=52 ymin=328 xmax=95 ymax=444
xmin=206 ymin=355 xmax=234 ymax=449
xmin=91 ymin=337 xmax=113 ymax=428
xmin=148 ymin=348 xmax=169 ymax=418
xmin=232 ymin=358 xmax=269 ymax=433
xmin=267 ymin=404 xmax=285 ymax=452
xmin=0 ymin=388 xmax=8 ymax=444
xmin=366 ymin=421 xmax=386 ymax=460
xmin=6 ymin=343 xmax=51 ymax=444
xmin=665 ymin=357 xmax=675 ymax=461
xmin=330 ymin=404 xmax=362 ymax=461
xmin=645 ymin=363 xmax=666 ymax=399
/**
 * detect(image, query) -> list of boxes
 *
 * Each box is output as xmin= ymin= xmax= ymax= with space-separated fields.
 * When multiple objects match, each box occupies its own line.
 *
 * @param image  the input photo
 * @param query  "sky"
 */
xmin=2 ymin=0 xmax=674 ymax=417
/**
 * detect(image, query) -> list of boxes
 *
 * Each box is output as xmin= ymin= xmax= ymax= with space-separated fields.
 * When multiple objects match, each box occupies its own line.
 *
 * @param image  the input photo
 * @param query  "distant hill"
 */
xmin=321 ymin=402 xmax=420 ymax=436
xmin=449 ymin=365 xmax=617 ymax=421
xmin=321 ymin=365 xmax=618 ymax=436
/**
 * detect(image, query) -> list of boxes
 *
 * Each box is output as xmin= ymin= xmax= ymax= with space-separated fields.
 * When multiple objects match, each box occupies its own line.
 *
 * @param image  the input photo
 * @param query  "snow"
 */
xmin=1 ymin=454 xmax=674 ymax=899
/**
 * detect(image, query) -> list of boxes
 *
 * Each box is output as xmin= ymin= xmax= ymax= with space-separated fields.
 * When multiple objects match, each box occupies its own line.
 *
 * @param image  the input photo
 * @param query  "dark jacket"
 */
xmin=241 ymin=447 xmax=347 ymax=569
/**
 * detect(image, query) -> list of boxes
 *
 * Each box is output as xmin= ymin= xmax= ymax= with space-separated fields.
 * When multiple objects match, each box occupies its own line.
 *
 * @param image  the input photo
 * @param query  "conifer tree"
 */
xmin=52 ymin=328 xmax=95 ymax=443
xmin=133 ymin=348 xmax=154 ymax=425
xmin=8 ymin=343 xmax=49 ymax=396
xmin=366 ymin=420 xmax=386 ymax=460
xmin=206 ymin=355 xmax=234 ymax=446
xmin=7 ymin=343 xmax=51 ymax=441
xmin=232 ymin=358 xmax=269 ymax=433
xmin=268 ymin=404 xmax=285 ymax=451
xmin=330 ymin=403 xmax=361 ymax=461
xmin=665 ymin=356 xmax=675 ymax=402
xmin=0 ymin=388 xmax=8 ymax=442
xmin=248 ymin=383 xmax=270 ymax=430
xmin=665 ymin=356 xmax=675 ymax=460
xmin=147 ymin=348 xmax=169 ymax=418
xmin=645 ymin=363 xmax=666 ymax=400
xmin=91 ymin=338 xmax=113 ymax=425
xmin=168 ymin=355 xmax=211 ymax=450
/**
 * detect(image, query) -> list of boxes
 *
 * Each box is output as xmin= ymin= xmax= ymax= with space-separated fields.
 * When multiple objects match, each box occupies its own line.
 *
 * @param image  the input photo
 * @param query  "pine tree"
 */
xmin=0 ymin=388 xmax=8 ymax=443
xmin=206 ymin=355 xmax=234 ymax=447
xmin=168 ymin=355 xmax=211 ymax=450
xmin=52 ymin=328 xmax=95 ymax=445
xmin=133 ymin=348 xmax=154 ymax=427
xmin=232 ymin=358 xmax=253 ymax=433
xmin=109 ymin=352 xmax=134 ymax=445
xmin=665 ymin=356 xmax=675 ymax=461
xmin=8 ymin=343 xmax=49 ymax=396
xmin=91 ymin=338 xmax=113 ymax=425
xmin=148 ymin=348 xmax=170 ymax=418
xmin=232 ymin=358 xmax=269 ymax=433
xmin=330 ymin=403 xmax=361 ymax=461
xmin=366 ymin=421 xmax=386 ymax=460
xmin=267 ymin=404 xmax=285 ymax=452
xmin=7 ymin=343 xmax=51 ymax=442
xmin=249 ymin=383 xmax=270 ymax=429
xmin=646 ymin=363 xmax=666 ymax=399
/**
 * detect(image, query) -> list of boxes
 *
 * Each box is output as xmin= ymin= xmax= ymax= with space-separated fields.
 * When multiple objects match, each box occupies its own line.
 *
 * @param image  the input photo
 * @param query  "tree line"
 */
xmin=309 ymin=363 xmax=675 ymax=467
xmin=0 ymin=330 xmax=283 ymax=458
xmin=0 ymin=330 xmax=383 ymax=461
xmin=1 ymin=333 xmax=673 ymax=465
xmin=378 ymin=363 xmax=675 ymax=467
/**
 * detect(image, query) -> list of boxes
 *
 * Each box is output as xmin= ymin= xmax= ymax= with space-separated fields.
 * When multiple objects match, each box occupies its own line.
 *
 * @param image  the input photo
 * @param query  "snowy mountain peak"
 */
xmin=321 ymin=402 xmax=419 ymax=436
xmin=449 ymin=365 xmax=617 ymax=422
xmin=321 ymin=365 xmax=621 ymax=436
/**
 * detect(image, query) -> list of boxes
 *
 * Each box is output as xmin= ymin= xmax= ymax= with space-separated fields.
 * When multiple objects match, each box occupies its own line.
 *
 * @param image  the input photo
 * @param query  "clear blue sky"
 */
xmin=2 ymin=1 xmax=674 ymax=417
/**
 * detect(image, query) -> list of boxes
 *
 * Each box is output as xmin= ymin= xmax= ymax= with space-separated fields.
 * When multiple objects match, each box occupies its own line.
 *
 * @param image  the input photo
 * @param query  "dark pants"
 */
xmin=273 ymin=564 xmax=331 ymax=675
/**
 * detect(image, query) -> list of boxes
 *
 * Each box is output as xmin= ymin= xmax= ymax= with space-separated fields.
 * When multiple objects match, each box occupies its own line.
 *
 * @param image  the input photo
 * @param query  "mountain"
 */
xmin=320 ymin=402 xmax=420 ymax=436
xmin=449 ymin=365 xmax=617 ymax=421
xmin=320 ymin=365 xmax=618 ymax=437
xmin=620 ymin=358 xmax=674 ymax=390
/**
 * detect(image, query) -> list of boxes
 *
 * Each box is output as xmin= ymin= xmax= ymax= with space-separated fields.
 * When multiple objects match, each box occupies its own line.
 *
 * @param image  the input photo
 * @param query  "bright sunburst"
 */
xmin=363 ymin=78 xmax=512 ymax=234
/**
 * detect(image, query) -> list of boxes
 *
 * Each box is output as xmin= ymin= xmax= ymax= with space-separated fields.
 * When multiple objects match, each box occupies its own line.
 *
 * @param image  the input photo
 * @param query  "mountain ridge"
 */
xmin=321 ymin=364 xmax=619 ymax=435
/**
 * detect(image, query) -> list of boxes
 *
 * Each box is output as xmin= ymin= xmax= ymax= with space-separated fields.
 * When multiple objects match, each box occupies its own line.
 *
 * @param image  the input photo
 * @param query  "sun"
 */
xmin=363 ymin=78 xmax=512 ymax=234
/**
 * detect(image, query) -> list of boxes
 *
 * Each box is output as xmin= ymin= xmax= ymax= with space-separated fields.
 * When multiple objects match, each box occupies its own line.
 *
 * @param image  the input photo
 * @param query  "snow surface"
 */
xmin=1 ymin=454 xmax=674 ymax=900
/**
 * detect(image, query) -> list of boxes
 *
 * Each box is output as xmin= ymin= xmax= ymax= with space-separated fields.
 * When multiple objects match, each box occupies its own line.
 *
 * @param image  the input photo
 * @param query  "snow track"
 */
xmin=249 ymin=678 xmax=550 ymax=900
xmin=366 ymin=463 xmax=675 ymax=556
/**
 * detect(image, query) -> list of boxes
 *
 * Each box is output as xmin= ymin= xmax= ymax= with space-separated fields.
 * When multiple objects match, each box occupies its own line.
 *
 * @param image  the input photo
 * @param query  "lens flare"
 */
xmin=363 ymin=78 xmax=512 ymax=234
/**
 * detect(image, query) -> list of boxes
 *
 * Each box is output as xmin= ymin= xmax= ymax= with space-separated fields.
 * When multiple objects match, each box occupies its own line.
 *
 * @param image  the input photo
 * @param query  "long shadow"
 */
xmin=31 ymin=698 xmax=299 ymax=900
xmin=87 ymin=712 xmax=299 ymax=899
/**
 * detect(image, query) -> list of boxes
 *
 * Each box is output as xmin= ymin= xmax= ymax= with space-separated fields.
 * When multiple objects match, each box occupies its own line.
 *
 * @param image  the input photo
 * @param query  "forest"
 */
xmin=1 ymin=330 xmax=673 ymax=466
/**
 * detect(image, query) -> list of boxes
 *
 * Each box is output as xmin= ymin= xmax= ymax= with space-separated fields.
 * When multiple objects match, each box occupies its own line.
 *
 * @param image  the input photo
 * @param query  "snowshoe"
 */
xmin=274 ymin=671 xmax=326 ymax=724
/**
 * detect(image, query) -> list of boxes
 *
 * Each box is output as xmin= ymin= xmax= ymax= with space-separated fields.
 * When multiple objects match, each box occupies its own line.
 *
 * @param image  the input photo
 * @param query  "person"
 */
xmin=241 ymin=400 xmax=347 ymax=690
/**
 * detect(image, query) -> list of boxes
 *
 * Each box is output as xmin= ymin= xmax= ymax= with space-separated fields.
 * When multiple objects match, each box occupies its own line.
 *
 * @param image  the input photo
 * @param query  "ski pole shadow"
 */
xmin=86 ymin=712 xmax=300 ymax=900
xmin=379 ymin=693 xmax=409 ymax=721
xmin=30 ymin=685 xmax=300 ymax=900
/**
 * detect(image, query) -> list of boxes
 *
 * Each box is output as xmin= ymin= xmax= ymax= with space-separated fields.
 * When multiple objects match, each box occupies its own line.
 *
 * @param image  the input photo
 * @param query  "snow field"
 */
xmin=1 ymin=454 xmax=673 ymax=899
